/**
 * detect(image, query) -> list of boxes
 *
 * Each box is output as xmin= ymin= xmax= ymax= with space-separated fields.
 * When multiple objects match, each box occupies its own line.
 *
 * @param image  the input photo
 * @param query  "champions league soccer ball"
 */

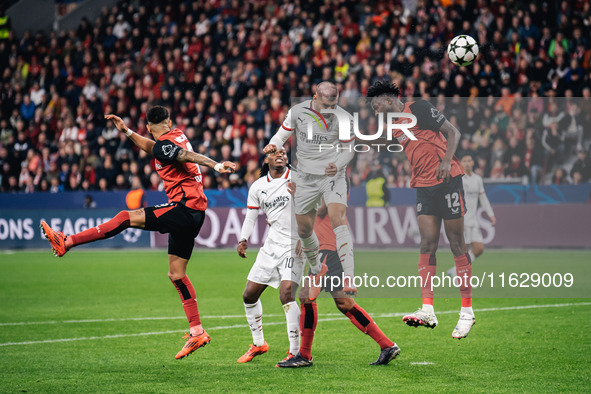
xmin=447 ymin=35 xmax=479 ymax=66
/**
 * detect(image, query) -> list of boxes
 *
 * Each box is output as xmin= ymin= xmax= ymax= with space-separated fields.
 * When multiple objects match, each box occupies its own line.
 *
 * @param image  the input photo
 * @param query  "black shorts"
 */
xmin=144 ymin=202 xmax=206 ymax=260
xmin=319 ymin=249 xmax=344 ymax=293
xmin=415 ymin=175 xmax=466 ymax=220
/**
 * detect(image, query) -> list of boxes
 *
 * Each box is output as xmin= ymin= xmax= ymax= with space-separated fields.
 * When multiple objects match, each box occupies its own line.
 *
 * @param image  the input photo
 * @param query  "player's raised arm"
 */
xmin=437 ymin=120 xmax=462 ymax=182
xmin=105 ymin=114 xmax=155 ymax=155
xmin=263 ymin=108 xmax=294 ymax=154
xmin=175 ymin=149 xmax=236 ymax=173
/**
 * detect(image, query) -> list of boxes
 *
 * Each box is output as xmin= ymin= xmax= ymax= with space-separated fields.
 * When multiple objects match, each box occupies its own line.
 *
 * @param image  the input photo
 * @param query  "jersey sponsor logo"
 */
xmin=263 ymin=195 xmax=290 ymax=209
xmin=298 ymin=131 xmax=329 ymax=144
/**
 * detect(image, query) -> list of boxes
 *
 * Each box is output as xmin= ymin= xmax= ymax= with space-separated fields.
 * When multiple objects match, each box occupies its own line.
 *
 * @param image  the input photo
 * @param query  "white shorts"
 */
xmin=293 ymin=171 xmax=348 ymax=215
xmin=247 ymin=237 xmax=305 ymax=288
xmin=464 ymin=224 xmax=483 ymax=244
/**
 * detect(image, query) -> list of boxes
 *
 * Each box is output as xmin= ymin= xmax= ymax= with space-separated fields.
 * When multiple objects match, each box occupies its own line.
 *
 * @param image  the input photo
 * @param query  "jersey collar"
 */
xmin=266 ymin=167 xmax=289 ymax=182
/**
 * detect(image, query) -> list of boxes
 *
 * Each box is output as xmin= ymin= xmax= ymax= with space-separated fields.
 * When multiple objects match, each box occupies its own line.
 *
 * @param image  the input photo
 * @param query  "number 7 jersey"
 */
xmin=151 ymin=128 xmax=207 ymax=211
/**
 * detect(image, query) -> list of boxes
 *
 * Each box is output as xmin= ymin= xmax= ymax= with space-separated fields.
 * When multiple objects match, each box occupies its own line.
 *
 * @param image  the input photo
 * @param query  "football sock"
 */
xmin=468 ymin=250 xmax=476 ymax=262
xmin=346 ymin=304 xmax=394 ymax=350
xmin=422 ymin=303 xmax=435 ymax=314
xmin=244 ymin=299 xmax=265 ymax=347
xmin=334 ymin=225 xmax=354 ymax=278
xmin=418 ymin=254 xmax=436 ymax=307
xmin=282 ymin=301 xmax=300 ymax=355
xmin=299 ymin=302 xmax=317 ymax=360
xmin=69 ymin=211 xmax=130 ymax=247
xmin=455 ymin=253 xmax=472 ymax=308
xmin=172 ymin=275 xmax=201 ymax=329
xmin=301 ymin=234 xmax=322 ymax=274
xmin=461 ymin=306 xmax=474 ymax=316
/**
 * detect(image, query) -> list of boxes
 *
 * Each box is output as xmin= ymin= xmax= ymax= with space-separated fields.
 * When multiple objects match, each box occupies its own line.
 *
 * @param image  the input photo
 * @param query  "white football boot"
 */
xmin=452 ymin=312 xmax=476 ymax=339
xmin=402 ymin=308 xmax=438 ymax=329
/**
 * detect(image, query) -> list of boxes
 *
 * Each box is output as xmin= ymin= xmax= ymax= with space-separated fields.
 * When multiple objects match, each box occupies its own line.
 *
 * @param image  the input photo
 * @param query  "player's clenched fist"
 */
xmin=215 ymin=161 xmax=237 ymax=173
xmin=263 ymin=144 xmax=277 ymax=154
xmin=237 ymin=240 xmax=248 ymax=258
xmin=325 ymin=163 xmax=338 ymax=177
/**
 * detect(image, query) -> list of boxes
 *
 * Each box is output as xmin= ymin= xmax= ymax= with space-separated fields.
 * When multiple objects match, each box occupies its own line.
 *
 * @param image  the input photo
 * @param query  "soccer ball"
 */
xmin=447 ymin=35 xmax=479 ymax=66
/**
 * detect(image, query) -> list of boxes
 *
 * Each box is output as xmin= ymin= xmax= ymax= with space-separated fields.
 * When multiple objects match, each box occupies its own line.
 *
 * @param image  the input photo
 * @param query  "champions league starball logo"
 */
xmin=122 ymin=228 xmax=142 ymax=243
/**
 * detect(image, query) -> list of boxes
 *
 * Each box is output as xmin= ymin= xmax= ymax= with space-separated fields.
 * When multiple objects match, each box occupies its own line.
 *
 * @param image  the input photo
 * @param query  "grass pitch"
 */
xmin=1 ymin=250 xmax=590 ymax=392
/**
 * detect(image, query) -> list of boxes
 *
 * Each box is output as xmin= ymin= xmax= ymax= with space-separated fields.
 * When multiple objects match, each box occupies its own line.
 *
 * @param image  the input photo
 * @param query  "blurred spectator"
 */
xmin=551 ymin=167 xmax=569 ymax=184
xmin=1 ymin=0 xmax=590 ymax=196
xmin=570 ymin=148 xmax=591 ymax=183
xmin=366 ymin=162 xmax=389 ymax=207
xmin=542 ymin=123 xmax=565 ymax=169
xmin=84 ymin=194 xmax=97 ymax=209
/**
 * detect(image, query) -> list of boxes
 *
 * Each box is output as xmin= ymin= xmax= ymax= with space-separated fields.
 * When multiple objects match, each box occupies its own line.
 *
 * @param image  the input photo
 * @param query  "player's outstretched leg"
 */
xmin=40 ymin=211 xmax=133 ymax=257
xmin=40 ymin=221 xmax=68 ymax=257
xmin=403 ymin=254 xmax=438 ymax=328
xmin=336 ymin=298 xmax=400 ymax=365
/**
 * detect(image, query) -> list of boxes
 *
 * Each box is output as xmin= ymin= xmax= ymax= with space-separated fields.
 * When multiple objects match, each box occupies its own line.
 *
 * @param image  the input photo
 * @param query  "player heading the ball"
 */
xmin=263 ymin=81 xmax=356 ymax=298
xmin=367 ymin=81 xmax=475 ymax=339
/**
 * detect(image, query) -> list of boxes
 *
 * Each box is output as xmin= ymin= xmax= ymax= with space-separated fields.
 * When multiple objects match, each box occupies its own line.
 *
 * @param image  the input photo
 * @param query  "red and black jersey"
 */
xmin=152 ymin=128 xmax=207 ymax=211
xmin=391 ymin=100 xmax=464 ymax=188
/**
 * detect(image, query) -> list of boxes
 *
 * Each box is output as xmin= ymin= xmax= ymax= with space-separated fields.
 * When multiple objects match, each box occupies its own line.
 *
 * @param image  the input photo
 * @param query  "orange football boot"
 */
xmin=175 ymin=331 xmax=211 ymax=359
xmin=237 ymin=342 xmax=269 ymax=363
xmin=40 ymin=221 xmax=68 ymax=257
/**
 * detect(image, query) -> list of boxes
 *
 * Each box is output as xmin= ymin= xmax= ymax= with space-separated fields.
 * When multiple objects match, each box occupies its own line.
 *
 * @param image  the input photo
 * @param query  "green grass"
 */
xmin=1 ymin=250 xmax=590 ymax=392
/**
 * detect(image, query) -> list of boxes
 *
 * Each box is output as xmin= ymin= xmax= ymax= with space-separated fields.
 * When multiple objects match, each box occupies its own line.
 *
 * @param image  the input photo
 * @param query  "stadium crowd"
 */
xmin=1 ymin=0 xmax=591 ymax=194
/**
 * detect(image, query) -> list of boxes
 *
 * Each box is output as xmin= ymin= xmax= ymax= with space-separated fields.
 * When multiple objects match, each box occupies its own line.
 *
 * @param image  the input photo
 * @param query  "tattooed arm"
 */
xmin=175 ymin=149 xmax=236 ymax=173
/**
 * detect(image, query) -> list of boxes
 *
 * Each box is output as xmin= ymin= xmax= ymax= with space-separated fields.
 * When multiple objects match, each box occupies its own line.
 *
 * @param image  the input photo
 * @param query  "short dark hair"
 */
xmin=367 ymin=80 xmax=401 ymax=98
xmin=147 ymin=106 xmax=170 ymax=124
